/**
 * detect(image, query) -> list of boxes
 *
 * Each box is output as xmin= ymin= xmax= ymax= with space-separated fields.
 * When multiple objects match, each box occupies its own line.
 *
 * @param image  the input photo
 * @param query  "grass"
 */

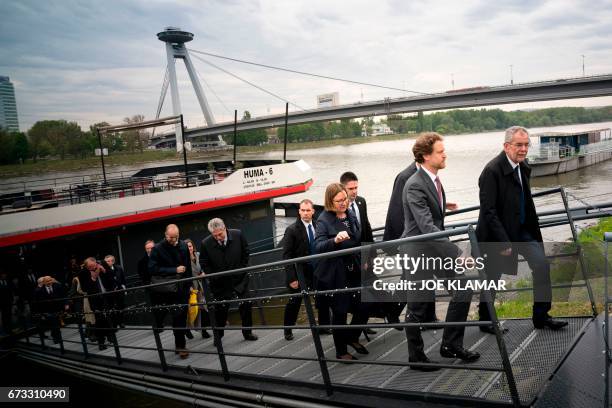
xmin=0 ymin=132 xmax=415 ymax=179
xmin=488 ymin=217 xmax=612 ymax=319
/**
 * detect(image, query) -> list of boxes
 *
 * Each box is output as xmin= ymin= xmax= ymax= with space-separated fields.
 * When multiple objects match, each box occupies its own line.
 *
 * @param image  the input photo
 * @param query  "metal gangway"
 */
xmin=8 ymin=187 xmax=612 ymax=407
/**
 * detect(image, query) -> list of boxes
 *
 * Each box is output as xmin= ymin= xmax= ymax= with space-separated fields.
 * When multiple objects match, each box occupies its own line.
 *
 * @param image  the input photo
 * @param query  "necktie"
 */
xmin=218 ymin=240 xmax=225 ymax=248
xmin=434 ymin=176 xmax=443 ymax=210
xmin=515 ymin=166 xmax=525 ymax=224
xmin=47 ymin=286 xmax=52 ymax=295
xmin=350 ymin=202 xmax=361 ymax=229
xmin=307 ymin=224 xmax=315 ymax=254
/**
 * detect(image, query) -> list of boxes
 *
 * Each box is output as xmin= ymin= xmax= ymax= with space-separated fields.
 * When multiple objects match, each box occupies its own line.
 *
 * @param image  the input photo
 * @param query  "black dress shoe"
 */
xmin=440 ymin=345 xmax=480 ymax=362
xmin=98 ymin=344 xmax=107 ymax=351
xmin=409 ymin=356 xmax=441 ymax=372
xmin=365 ymin=328 xmax=377 ymax=334
xmin=480 ymin=325 xmax=509 ymax=335
xmin=284 ymin=332 xmax=294 ymax=341
xmin=243 ymin=333 xmax=258 ymax=341
xmin=201 ymin=330 xmax=211 ymax=339
xmin=185 ymin=330 xmax=194 ymax=339
xmin=534 ymin=317 xmax=568 ymax=330
xmin=348 ymin=342 xmax=369 ymax=355
xmin=336 ymin=353 xmax=358 ymax=363
xmin=319 ymin=328 xmax=332 ymax=335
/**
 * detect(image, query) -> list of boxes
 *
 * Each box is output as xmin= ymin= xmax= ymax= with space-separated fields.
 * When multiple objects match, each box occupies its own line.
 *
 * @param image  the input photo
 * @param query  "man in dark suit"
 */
xmin=340 ymin=171 xmax=373 ymax=244
xmin=137 ymin=240 xmax=155 ymax=285
xmin=199 ymin=218 xmax=256 ymax=341
xmin=476 ymin=126 xmax=567 ymax=332
xmin=340 ymin=171 xmax=376 ymax=336
xmin=281 ymin=199 xmax=325 ymax=340
xmin=33 ymin=276 xmax=69 ymax=344
xmin=148 ymin=224 xmax=192 ymax=358
xmin=103 ymin=255 xmax=127 ymax=328
xmin=16 ymin=266 xmax=40 ymax=330
xmin=384 ymin=161 xmax=418 ymax=242
xmin=0 ymin=269 xmax=15 ymax=335
xmin=81 ymin=258 xmax=116 ymax=350
xmin=402 ymin=132 xmax=480 ymax=371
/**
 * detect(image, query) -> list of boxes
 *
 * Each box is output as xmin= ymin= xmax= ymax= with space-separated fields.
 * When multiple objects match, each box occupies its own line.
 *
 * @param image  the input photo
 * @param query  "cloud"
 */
xmin=1 ymin=0 xmax=611 ymax=131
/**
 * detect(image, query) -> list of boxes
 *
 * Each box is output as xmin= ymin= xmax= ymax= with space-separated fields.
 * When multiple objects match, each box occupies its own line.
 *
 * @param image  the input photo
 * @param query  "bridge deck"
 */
xmin=22 ymin=317 xmax=591 ymax=406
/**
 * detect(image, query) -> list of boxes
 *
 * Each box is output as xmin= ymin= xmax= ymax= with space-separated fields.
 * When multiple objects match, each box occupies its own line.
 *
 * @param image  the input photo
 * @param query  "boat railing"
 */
xmin=0 ymin=169 xmax=229 ymax=213
xmin=528 ymin=142 xmax=576 ymax=162
xmin=579 ymin=138 xmax=612 ymax=155
xmin=19 ymin=186 xmax=608 ymax=407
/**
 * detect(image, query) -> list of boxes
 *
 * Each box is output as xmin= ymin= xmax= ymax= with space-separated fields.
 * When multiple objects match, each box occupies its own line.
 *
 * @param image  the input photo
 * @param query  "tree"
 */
xmin=234 ymin=111 xmax=268 ymax=146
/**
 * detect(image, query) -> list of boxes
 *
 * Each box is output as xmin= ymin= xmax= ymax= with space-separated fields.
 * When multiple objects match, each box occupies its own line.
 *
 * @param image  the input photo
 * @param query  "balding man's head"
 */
xmin=165 ymin=224 xmax=180 ymax=246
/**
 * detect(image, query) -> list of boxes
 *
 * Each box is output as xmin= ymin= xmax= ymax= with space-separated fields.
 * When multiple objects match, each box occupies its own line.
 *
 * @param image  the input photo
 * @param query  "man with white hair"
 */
xmin=476 ymin=126 xmax=567 ymax=332
xmin=200 ymin=218 xmax=256 ymax=341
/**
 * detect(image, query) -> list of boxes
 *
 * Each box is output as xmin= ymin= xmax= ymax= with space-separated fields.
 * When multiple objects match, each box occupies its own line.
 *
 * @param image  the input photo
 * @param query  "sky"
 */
xmin=2 ymin=0 xmax=612 ymax=132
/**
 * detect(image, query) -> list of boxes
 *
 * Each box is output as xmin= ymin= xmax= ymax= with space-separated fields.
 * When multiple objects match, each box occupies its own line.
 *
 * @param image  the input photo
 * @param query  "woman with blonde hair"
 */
xmin=314 ymin=182 xmax=369 ymax=361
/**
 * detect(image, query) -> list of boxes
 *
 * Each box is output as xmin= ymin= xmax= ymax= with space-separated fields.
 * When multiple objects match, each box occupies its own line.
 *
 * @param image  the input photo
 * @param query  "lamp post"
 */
xmin=96 ymin=128 xmax=107 ymax=184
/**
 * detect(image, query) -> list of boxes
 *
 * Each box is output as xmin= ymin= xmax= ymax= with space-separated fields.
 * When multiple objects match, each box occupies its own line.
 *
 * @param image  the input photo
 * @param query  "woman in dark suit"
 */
xmin=314 ymin=182 xmax=368 ymax=361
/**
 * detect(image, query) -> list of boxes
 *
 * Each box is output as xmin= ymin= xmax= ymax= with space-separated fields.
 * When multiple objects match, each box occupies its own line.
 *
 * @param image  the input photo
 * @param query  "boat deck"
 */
xmin=18 ymin=316 xmax=603 ymax=407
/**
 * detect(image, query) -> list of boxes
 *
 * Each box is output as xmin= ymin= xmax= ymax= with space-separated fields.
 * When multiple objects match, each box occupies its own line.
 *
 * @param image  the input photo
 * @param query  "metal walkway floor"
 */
xmin=21 ymin=316 xmax=593 ymax=406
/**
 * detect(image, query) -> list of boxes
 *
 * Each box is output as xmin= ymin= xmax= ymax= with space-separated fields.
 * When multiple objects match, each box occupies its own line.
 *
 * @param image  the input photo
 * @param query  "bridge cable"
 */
xmin=151 ymin=66 xmax=170 ymax=140
xmin=187 ymin=48 xmax=433 ymax=96
xmin=190 ymin=53 xmax=306 ymax=111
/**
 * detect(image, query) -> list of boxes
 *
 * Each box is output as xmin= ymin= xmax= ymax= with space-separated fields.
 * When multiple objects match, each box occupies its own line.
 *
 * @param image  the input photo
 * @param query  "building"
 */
xmin=362 ymin=123 xmax=394 ymax=137
xmin=0 ymin=76 xmax=19 ymax=132
xmin=317 ymin=92 xmax=339 ymax=108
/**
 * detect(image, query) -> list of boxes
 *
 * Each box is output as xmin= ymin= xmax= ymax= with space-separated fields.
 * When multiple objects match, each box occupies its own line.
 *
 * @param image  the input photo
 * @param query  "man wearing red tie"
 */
xmin=401 ymin=132 xmax=479 ymax=370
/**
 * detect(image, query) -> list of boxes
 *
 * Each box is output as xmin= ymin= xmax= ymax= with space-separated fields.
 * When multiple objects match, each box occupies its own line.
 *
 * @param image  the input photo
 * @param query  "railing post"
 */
xmin=201 ymin=275 xmax=230 ymax=381
xmin=110 ymin=323 xmax=122 ymax=365
xmin=295 ymin=262 xmax=333 ymax=395
xmin=468 ymin=227 xmax=521 ymax=407
xmin=151 ymin=303 xmax=168 ymax=372
xmin=77 ymin=320 xmax=89 ymax=359
xmin=559 ymin=187 xmax=597 ymax=316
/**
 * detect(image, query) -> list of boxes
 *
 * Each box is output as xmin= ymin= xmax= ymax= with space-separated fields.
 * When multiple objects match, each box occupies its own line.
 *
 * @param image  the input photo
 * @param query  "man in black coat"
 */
xmin=103 ymin=255 xmax=127 ymax=328
xmin=148 ymin=224 xmax=192 ymax=358
xmin=281 ymin=199 xmax=325 ymax=340
xmin=199 ymin=218 xmax=256 ymax=341
xmin=33 ymin=276 xmax=68 ymax=344
xmin=476 ymin=126 xmax=567 ymax=331
xmin=16 ymin=266 xmax=40 ymax=330
xmin=340 ymin=171 xmax=373 ymax=244
xmin=137 ymin=240 xmax=155 ymax=285
xmin=402 ymin=132 xmax=479 ymax=369
xmin=384 ymin=161 xmax=418 ymax=242
xmin=81 ymin=258 xmax=116 ymax=350
xmin=0 ymin=270 xmax=15 ymax=335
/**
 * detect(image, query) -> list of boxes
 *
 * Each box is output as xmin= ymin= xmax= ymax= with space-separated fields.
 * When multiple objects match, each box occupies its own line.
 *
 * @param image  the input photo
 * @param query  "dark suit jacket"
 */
xmin=353 ymin=196 xmax=374 ymax=243
xmin=137 ymin=253 xmax=151 ymax=284
xmin=33 ymin=282 xmax=66 ymax=314
xmin=18 ymin=271 xmax=39 ymax=301
xmin=384 ymin=162 xmax=418 ymax=241
xmin=108 ymin=264 xmax=127 ymax=288
xmin=148 ymin=240 xmax=192 ymax=296
xmin=313 ymin=210 xmax=361 ymax=293
xmin=401 ymin=169 xmax=460 ymax=259
xmin=199 ymin=229 xmax=250 ymax=299
xmin=476 ymin=151 xmax=542 ymax=243
xmin=476 ymin=151 xmax=542 ymax=274
xmin=282 ymin=218 xmax=315 ymax=288
xmin=80 ymin=276 xmax=110 ymax=312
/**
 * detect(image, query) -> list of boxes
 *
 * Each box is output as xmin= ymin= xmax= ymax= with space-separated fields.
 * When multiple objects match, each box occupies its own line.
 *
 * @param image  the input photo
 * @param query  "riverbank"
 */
xmin=0 ymin=132 xmax=412 ymax=179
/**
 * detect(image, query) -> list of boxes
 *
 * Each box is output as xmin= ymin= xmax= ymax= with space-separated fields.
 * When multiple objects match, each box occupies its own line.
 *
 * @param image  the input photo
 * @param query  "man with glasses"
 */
xmin=476 ymin=126 xmax=567 ymax=332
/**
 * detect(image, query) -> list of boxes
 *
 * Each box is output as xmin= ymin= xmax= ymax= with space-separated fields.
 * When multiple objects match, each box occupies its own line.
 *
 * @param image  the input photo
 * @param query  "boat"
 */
xmin=528 ymin=128 xmax=612 ymax=176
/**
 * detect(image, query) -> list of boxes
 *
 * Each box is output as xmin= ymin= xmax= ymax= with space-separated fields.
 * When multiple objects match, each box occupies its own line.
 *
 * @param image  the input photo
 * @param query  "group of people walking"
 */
xmin=1 ymin=125 xmax=569 ymax=371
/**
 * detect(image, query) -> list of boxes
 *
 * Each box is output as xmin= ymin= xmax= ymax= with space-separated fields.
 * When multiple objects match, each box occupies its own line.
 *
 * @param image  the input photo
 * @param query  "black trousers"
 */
xmin=479 ymin=228 xmax=552 ymax=323
xmin=93 ymin=311 xmax=114 ymax=345
xmin=38 ymin=313 xmax=61 ymax=342
xmin=214 ymin=301 xmax=253 ymax=337
xmin=284 ymin=287 xmax=331 ymax=332
xmin=150 ymin=292 xmax=188 ymax=349
xmin=1 ymin=303 xmax=12 ymax=333
xmin=404 ymin=260 xmax=472 ymax=360
xmin=323 ymin=294 xmax=369 ymax=357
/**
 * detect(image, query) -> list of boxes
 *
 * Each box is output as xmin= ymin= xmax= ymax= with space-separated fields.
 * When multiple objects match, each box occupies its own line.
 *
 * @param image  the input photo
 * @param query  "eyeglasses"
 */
xmin=333 ymin=197 xmax=348 ymax=204
xmin=507 ymin=142 xmax=531 ymax=148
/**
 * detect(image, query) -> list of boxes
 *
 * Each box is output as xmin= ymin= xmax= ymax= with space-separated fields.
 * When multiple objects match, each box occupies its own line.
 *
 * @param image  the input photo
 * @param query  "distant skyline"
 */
xmin=2 ymin=0 xmax=612 ymax=131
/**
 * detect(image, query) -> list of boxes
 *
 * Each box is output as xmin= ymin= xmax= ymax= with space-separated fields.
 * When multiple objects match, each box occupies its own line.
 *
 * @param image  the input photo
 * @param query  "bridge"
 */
xmin=147 ymin=74 xmax=612 ymax=147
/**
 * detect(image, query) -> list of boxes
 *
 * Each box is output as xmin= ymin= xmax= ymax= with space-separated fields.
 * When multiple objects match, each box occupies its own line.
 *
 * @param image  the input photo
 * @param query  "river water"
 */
xmin=272 ymin=121 xmax=612 ymax=241
xmin=2 ymin=122 xmax=610 ymax=240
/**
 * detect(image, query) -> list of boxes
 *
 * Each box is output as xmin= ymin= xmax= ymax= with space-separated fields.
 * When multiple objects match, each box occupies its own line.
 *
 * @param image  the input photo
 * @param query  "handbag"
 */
xmin=150 ymin=275 xmax=179 ymax=293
